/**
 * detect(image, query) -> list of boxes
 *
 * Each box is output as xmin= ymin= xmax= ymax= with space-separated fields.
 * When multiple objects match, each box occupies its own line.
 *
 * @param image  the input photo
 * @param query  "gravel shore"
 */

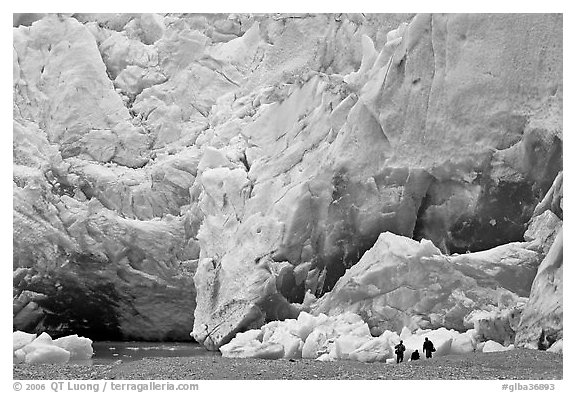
xmin=14 ymin=349 xmax=562 ymax=380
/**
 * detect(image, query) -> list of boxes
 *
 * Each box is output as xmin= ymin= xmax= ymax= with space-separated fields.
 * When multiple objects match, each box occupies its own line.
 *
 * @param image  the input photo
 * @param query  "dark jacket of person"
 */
xmin=410 ymin=350 xmax=420 ymax=360
xmin=395 ymin=342 xmax=406 ymax=363
xmin=423 ymin=338 xmax=435 ymax=357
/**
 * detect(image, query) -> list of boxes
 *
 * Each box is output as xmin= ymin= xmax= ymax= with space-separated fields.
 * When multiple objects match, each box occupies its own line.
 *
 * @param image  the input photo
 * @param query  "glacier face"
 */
xmin=13 ymin=13 xmax=561 ymax=348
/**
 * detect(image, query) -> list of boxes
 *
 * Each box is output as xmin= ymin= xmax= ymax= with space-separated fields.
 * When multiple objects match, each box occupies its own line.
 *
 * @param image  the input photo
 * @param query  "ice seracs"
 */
xmin=312 ymin=232 xmax=526 ymax=337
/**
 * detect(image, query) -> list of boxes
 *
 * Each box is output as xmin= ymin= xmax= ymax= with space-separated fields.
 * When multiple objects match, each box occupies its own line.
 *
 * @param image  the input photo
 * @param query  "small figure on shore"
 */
xmin=410 ymin=349 xmax=420 ymax=361
xmin=394 ymin=340 xmax=406 ymax=363
xmin=423 ymin=337 xmax=435 ymax=359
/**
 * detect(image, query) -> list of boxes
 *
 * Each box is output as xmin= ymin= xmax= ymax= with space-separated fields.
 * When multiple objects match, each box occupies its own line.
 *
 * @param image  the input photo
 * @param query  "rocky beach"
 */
xmin=14 ymin=349 xmax=563 ymax=380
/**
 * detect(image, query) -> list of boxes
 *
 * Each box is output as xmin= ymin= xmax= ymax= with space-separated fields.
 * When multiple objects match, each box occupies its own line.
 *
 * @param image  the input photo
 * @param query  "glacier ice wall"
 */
xmin=13 ymin=13 xmax=562 ymax=346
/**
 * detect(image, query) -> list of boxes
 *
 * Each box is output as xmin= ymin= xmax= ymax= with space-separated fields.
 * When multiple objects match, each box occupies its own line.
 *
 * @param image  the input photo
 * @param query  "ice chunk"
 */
xmin=317 ymin=352 xmax=336 ymax=361
xmin=400 ymin=326 xmax=413 ymax=341
xmin=220 ymin=340 xmax=284 ymax=359
xmin=219 ymin=310 xmax=499 ymax=363
xmin=25 ymin=345 xmax=71 ymax=364
xmin=53 ymin=335 xmax=94 ymax=360
xmin=19 ymin=332 xmax=54 ymax=355
xmin=198 ymin=147 xmax=234 ymax=172
xmin=261 ymin=321 xmax=280 ymax=342
xmin=302 ymin=325 xmax=334 ymax=359
xmin=252 ymin=343 xmax=284 ymax=360
xmin=279 ymin=335 xmax=304 ymax=359
xmin=464 ymin=305 xmax=522 ymax=346
xmin=331 ymin=312 xmax=371 ymax=337
xmin=235 ymin=329 xmax=264 ymax=343
xmin=349 ymin=332 xmax=397 ymax=363
xmin=482 ymin=340 xmax=513 ymax=353
xmin=15 ymin=332 xmax=70 ymax=364
xmin=138 ymin=14 xmax=165 ymax=45
xmin=266 ymin=325 xmax=304 ymax=358
xmin=14 ymin=349 xmax=26 ymax=363
xmin=220 ymin=325 xmax=284 ymax=359
xmin=450 ymin=334 xmax=475 ymax=355
xmin=334 ymin=335 xmax=372 ymax=360
xmin=300 ymin=312 xmax=371 ymax=359
xmin=13 ymin=331 xmax=36 ymax=352
xmin=14 ymin=331 xmax=94 ymax=364
xmin=290 ymin=312 xmax=326 ymax=341
xmin=547 ymin=339 xmax=562 ymax=354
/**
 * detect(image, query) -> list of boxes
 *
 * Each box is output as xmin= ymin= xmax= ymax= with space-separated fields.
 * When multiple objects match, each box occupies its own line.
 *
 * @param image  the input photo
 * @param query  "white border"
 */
xmin=3 ymin=3 xmax=572 ymax=392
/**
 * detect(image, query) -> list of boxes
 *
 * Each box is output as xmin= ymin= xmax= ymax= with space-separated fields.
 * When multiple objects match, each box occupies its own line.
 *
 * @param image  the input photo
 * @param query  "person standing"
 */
xmin=423 ymin=337 xmax=435 ymax=359
xmin=395 ymin=340 xmax=406 ymax=363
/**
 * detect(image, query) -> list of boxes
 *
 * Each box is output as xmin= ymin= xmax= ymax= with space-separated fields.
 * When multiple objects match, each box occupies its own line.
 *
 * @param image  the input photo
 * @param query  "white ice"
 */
xmin=13 ymin=331 xmax=94 ymax=364
xmin=54 ymin=334 xmax=94 ymax=360
xmin=482 ymin=340 xmax=514 ymax=353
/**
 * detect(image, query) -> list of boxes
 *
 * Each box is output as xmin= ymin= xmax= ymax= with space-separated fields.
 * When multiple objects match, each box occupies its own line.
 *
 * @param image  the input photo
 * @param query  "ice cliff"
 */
xmin=13 ymin=13 xmax=562 ymax=349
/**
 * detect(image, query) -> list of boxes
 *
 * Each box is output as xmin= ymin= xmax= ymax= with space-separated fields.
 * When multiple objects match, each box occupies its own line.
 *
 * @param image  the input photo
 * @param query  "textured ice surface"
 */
xmin=313 ymin=232 xmax=526 ymax=339
xmin=13 ymin=331 xmax=93 ymax=364
xmin=13 ymin=331 xmax=36 ymax=352
xmin=221 ymin=310 xmax=495 ymax=362
xmin=482 ymin=340 xmax=514 ymax=353
xmin=13 ymin=13 xmax=562 ymax=348
xmin=54 ymin=334 xmax=94 ymax=360
xmin=24 ymin=345 xmax=71 ymax=364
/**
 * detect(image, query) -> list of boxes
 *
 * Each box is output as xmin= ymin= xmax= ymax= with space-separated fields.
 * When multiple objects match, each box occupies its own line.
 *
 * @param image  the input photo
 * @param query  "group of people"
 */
xmin=394 ymin=337 xmax=436 ymax=363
